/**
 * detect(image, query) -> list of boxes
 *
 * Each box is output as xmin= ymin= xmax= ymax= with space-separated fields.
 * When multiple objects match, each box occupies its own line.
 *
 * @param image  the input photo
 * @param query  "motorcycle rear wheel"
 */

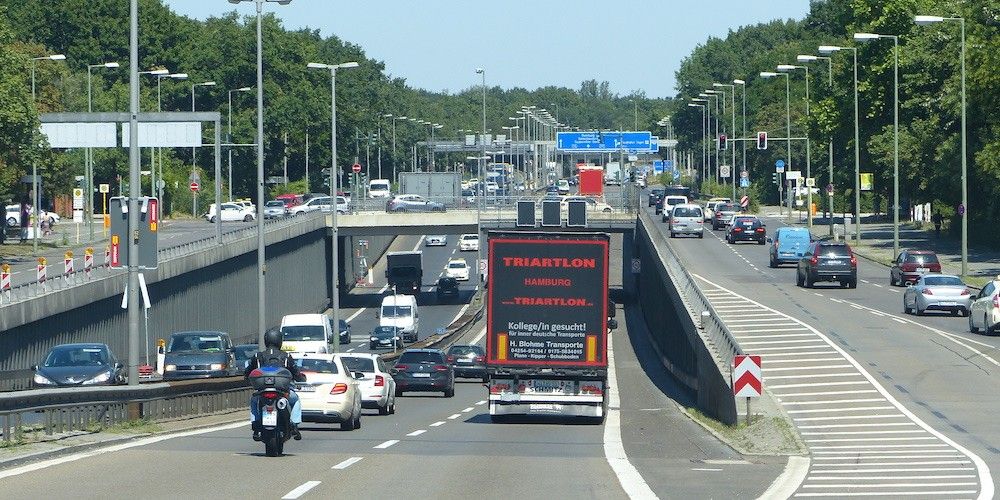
xmin=264 ymin=431 xmax=281 ymax=457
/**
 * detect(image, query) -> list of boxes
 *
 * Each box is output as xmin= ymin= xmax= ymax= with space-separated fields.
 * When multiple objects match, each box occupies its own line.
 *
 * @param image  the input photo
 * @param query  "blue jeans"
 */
xmin=250 ymin=391 xmax=301 ymax=425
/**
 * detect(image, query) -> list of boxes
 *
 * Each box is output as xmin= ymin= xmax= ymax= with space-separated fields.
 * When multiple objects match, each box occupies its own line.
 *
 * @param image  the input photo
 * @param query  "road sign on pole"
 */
xmin=740 ymin=195 xmax=749 ymax=208
xmin=733 ymin=355 xmax=762 ymax=397
xmin=775 ymin=159 xmax=785 ymax=173
xmin=720 ymin=165 xmax=731 ymax=178
xmin=189 ymin=181 xmax=200 ymax=192
xmin=352 ymin=163 xmax=362 ymax=174
xmin=1 ymin=263 xmax=10 ymax=292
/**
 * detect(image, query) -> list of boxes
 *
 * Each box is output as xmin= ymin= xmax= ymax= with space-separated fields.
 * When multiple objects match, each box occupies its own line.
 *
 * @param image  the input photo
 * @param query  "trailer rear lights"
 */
xmin=581 ymin=385 xmax=603 ymax=395
xmin=489 ymin=383 xmax=510 ymax=394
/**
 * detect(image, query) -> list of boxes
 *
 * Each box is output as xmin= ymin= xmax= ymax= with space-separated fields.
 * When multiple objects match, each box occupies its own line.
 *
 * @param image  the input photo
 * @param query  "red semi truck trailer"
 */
xmin=485 ymin=231 xmax=615 ymax=422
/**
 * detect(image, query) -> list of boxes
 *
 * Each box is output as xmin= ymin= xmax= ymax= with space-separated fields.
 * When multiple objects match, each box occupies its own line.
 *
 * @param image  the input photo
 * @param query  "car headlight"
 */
xmin=165 ymin=364 xmax=177 ymax=371
xmin=370 ymin=336 xmax=378 ymax=341
xmin=33 ymin=373 xmax=55 ymax=385
xmin=210 ymin=363 xmax=225 ymax=371
xmin=82 ymin=371 xmax=112 ymax=385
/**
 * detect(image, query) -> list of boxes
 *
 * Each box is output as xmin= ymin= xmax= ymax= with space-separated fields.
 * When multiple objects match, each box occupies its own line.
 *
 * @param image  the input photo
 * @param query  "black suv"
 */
xmin=393 ymin=349 xmax=455 ymax=397
xmin=726 ymin=216 xmax=766 ymax=244
xmin=797 ymin=242 xmax=858 ymax=288
xmin=436 ymin=277 xmax=459 ymax=302
xmin=446 ymin=344 xmax=487 ymax=382
xmin=648 ymin=188 xmax=665 ymax=207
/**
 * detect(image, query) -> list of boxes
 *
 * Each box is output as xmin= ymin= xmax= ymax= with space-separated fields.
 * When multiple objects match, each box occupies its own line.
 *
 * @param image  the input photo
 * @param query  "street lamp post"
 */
xmin=734 ymin=79 xmax=747 ymax=190
xmin=699 ymin=93 xmax=719 ymax=180
xmin=154 ymin=72 xmax=187 ymax=217
xmin=308 ymin=61 xmax=358 ymax=355
xmin=688 ymin=103 xmax=706 ymax=184
xmin=228 ymin=0 xmax=293 ymax=345
xmin=761 ymin=71 xmax=792 ymax=214
xmin=190 ymin=81 xmax=217 ymax=217
xmin=778 ymin=64 xmax=812 ymax=230
xmin=228 ymin=86 xmax=252 ymax=199
xmin=819 ymin=44 xmax=861 ymax=244
xmin=915 ymin=15 xmax=968 ymax=276
xmin=713 ymin=83 xmax=737 ymax=200
xmin=855 ymin=32 xmax=900 ymax=258
xmin=29 ymin=53 xmax=66 ymax=254
xmin=476 ymin=68 xmax=487 ymax=276
xmin=86 ymin=61 xmax=119 ymax=240
xmin=799 ymin=54 xmax=836 ymax=237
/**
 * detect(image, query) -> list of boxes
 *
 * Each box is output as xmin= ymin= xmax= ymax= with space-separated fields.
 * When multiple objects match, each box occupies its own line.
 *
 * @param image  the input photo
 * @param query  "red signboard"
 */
xmin=352 ymin=163 xmax=362 ymax=174
xmin=190 ymin=182 xmax=200 ymax=192
xmin=733 ymin=355 xmax=762 ymax=397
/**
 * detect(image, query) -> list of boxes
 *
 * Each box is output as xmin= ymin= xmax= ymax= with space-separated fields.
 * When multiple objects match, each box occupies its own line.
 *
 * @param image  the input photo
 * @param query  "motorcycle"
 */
xmin=248 ymin=366 xmax=294 ymax=457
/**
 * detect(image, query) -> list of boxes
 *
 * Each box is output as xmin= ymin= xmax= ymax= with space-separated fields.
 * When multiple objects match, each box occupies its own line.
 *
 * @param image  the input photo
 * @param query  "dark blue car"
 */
xmin=33 ymin=343 xmax=126 ymax=387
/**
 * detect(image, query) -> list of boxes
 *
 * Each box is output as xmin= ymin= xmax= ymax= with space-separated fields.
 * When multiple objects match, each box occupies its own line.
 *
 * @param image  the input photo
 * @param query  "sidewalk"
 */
xmin=760 ymin=205 xmax=1000 ymax=285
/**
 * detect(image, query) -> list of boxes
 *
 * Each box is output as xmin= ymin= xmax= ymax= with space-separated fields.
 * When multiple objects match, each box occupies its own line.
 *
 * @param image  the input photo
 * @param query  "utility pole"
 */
xmin=282 ymin=131 xmax=288 ymax=186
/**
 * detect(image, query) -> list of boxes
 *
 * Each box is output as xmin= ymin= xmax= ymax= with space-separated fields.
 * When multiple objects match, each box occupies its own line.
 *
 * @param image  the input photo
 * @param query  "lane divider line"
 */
xmin=447 ymin=413 xmax=461 ymax=420
xmin=332 ymin=457 xmax=363 ymax=470
xmin=373 ymin=440 xmax=399 ymax=449
xmin=282 ymin=481 xmax=321 ymax=499
xmin=429 ymin=421 xmax=446 ymax=427
xmin=406 ymin=429 xmax=426 ymax=437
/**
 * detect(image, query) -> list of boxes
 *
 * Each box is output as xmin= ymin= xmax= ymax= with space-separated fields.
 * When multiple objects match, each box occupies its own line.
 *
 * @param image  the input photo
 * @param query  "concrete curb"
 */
xmin=0 ymin=411 xmax=244 ymax=471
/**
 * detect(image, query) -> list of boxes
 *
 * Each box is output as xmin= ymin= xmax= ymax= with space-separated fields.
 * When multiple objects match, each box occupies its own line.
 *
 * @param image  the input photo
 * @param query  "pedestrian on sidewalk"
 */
xmin=932 ymin=211 xmax=943 ymax=238
xmin=18 ymin=199 xmax=29 ymax=243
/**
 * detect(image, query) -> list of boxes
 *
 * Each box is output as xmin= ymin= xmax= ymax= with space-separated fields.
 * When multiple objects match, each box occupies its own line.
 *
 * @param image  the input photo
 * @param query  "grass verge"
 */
xmin=685 ymin=407 xmax=804 ymax=456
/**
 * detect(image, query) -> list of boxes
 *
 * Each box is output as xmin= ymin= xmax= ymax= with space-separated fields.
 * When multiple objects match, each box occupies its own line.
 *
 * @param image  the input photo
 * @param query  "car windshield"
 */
xmin=448 ymin=262 xmax=466 ymax=269
xmin=673 ymin=207 xmax=702 ymax=218
xmin=265 ymin=201 xmax=284 ymax=208
xmin=370 ymin=182 xmax=389 ymax=191
xmin=666 ymin=198 xmax=684 ymax=205
xmin=398 ymin=351 xmax=444 ymax=364
xmin=281 ymin=325 xmax=326 ymax=342
xmin=924 ymin=276 xmax=963 ymax=286
xmin=381 ymin=305 xmax=412 ymax=318
xmin=717 ymin=204 xmax=738 ymax=212
xmin=44 ymin=346 xmax=109 ymax=367
xmin=168 ymin=334 xmax=224 ymax=352
xmin=448 ymin=345 xmax=484 ymax=357
xmin=819 ymin=244 xmax=851 ymax=256
xmin=462 ymin=235 xmax=478 ymax=241
xmin=340 ymin=356 xmax=375 ymax=373
xmin=780 ymin=230 xmax=810 ymax=241
xmin=905 ymin=254 xmax=939 ymax=264
xmin=296 ymin=358 xmax=338 ymax=373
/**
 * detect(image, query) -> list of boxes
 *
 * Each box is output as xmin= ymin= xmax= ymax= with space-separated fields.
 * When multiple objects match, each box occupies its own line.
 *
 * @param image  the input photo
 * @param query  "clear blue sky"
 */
xmin=164 ymin=0 xmax=811 ymax=98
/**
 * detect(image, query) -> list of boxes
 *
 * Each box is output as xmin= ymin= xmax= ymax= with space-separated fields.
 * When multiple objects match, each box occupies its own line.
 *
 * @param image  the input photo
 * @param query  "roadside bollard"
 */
xmin=700 ymin=310 xmax=710 ymax=330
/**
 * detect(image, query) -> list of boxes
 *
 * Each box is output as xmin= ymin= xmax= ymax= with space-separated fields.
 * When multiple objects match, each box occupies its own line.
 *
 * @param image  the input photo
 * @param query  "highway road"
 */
xmin=1 ymin=229 xmax=788 ymax=499
xmin=646 ymin=199 xmax=997 ymax=497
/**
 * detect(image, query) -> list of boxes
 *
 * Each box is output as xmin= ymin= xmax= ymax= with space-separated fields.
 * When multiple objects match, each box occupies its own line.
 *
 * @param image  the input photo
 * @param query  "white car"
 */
xmin=557 ymin=179 xmax=570 ymax=195
xmin=232 ymin=200 xmax=255 ymax=212
xmin=561 ymin=196 xmax=613 ymax=213
xmin=335 ymin=196 xmax=349 ymax=214
xmin=204 ymin=203 xmax=255 ymax=222
xmin=459 ymin=233 xmax=479 ymax=251
xmin=445 ymin=258 xmax=470 ymax=281
xmin=295 ymin=353 xmax=363 ymax=430
xmin=484 ymin=181 xmax=499 ymax=194
xmin=289 ymin=197 xmax=330 ymax=216
xmin=5 ymin=205 xmax=60 ymax=227
xmin=336 ymin=353 xmax=397 ymax=415
xmin=369 ymin=179 xmax=391 ymax=199
xmin=425 ymin=235 xmax=447 ymax=247
xmin=969 ymin=277 xmax=1000 ymax=334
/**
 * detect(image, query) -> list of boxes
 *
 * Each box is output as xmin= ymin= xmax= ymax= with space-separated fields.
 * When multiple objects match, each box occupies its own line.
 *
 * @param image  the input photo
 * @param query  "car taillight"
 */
xmin=489 ymin=383 xmax=510 ymax=394
xmin=993 ymin=296 xmax=999 ymax=309
xmin=810 ymin=255 xmax=819 ymax=266
xmin=850 ymin=255 xmax=857 ymax=267
xmin=434 ymin=364 xmax=449 ymax=371
xmin=716 ymin=212 xmax=722 ymax=219
xmin=475 ymin=356 xmax=484 ymax=363
xmin=961 ymin=289 xmax=971 ymax=296
xmin=921 ymin=288 xmax=934 ymax=295
xmin=733 ymin=227 xmax=742 ymax=232
xmin=394 ymin=364 xmax=408 ymax=371
xmin=330 ymin=383 xmax=348 ymax=395
xmin=581 ymin=384 xmax=603 ymax=395
xmin=374 ymin=375 xmax=384 ymax=387
xmin=446 ymin=355 xmax=455 ymax=363
xmin=756 ymin=228 xmax=765 ymax=233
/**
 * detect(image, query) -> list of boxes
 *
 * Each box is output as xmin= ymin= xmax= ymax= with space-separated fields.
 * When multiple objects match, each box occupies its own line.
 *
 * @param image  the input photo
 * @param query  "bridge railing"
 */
xmin=0 ymin=212 xmax=326 ymax=307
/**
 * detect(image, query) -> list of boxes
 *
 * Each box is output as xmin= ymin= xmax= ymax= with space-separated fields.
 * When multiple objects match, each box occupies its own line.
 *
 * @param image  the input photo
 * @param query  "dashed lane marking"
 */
xmin=447 ymin=413 xmax=461 ymax=420
xmin=406 ymin=429 xmax=426 ymax=437
xmin=475 ymin=400 xmax=486 ymax=405
xmin=429 ymin=421 xmax=446 ymax=427
xmin=461 ymin=407 xmax=474 ymax=413
xmin=373 ymin=440 xmax=399 ymax=449
xmin=332 ymin=457 xmax=363 ymax=470
xmin=282 ymin=481 xmax=321 ymax=499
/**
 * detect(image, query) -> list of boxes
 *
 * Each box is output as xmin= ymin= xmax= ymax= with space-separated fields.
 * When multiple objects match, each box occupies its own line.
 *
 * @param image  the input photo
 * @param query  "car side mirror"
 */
xmin=608 ymin=319 xmax=618 ymax=330
xmin=608 ymin=300 xmax=616 ymax=318
xmin=115 ymin=362 xmax=124 ymax=369
xmin=31 ymin=364 xmax=38 ymax=371
xmin=766 ymin=237 xmax=773 ymax=243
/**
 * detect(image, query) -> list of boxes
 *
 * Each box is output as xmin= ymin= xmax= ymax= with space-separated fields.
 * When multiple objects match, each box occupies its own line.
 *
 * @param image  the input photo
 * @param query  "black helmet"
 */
xmin=264 ymin=328 xmax=283 ymax=349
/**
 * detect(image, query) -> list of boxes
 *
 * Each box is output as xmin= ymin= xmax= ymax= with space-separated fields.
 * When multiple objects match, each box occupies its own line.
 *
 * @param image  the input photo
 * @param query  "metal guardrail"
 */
xmin=0 ymin=377 xmax=251 ymax=443
xmin=638 ymin=210 xmax=743 ymax=365
xmin=0 ymin=212 xmax=325 ymax=306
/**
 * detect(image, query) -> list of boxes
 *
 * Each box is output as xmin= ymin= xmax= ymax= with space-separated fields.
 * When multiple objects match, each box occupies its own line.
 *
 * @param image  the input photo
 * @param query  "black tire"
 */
xmin=796 ymin=271 xmax=804 ymax=287
xmin=670 ymin=232 xmax=676 ymax=238
xmin=903 ymin=300 xmax=911 ymax=315
xmin=6 ymin=217 xmax=16 ymax=227
xmin=243 ymin=214 xmax=253 ymax=222
xmin=916 ymin=306 xmax=925 ymax=316
xmin=379 ymin=401 xmax=391 ymax=415
xmin=848 ymin=280 xmax=857 ymax=289
xmin=805 ymin=275 xmax=814 ymax=288
xmin=698 ymin=233 xmax=704 ymax=239
xmin=962 ymin=309 xmax=971 ymax=318
xmin=395 ymin=388 xmax=403 ymax=397
xmin=890 ymin=274 xmax=898 ymax=287
xmin=970 ymin=315 xmax=980 ymax=333
xmin=389 ymin=399 xmax=396 ymax=414
xmin=209 ymin=216 xmax=217 ymax=223
xmin=340 ymin=418 xmax=355 ymax=431
xmin=758 ymin=239 xmax=766 ymax=245
xmin=353 ymin=409 xmax=362 ymax=430
xmin=769 ymin=257 xmax=777 ymax=269
xmin=444 ymin=386 xmax=455 ymax=398
xmin=264 ymin=431 xmax=280 ymax=457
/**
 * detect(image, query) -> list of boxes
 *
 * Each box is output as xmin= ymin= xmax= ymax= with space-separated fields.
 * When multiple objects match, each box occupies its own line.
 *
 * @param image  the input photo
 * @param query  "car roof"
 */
xmin=171 ymin=331 xmax=227 ymax=337
xmin=672 ymin=203 xmax=702 ymax=209
xmin=778 ymin=227 xmax=809 ymax=233
xmin=906 ymin=250 xmax=936 ymax=255
xmin=448 ymin=258 xmax=468 ymax=264
xmin=299 ymin=352 xmax=336 ymax=361
xmin=335 ymin=352 xmax=379 ymax=360
xmin=401 ymin=348 xmax=444 ymax=354
xmin=51 ymin=343 xmax=109 ymax=349
xmin=281 ymin=314 xmax=327 ymax=325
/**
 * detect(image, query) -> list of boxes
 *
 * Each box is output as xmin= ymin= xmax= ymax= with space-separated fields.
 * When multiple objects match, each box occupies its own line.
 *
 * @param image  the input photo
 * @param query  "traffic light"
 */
xmin=718 ymin=134 xmax=727 ymax=151
xmin=757 ymin=131 xmax=767 ymax=150
xmin=772 ymin=173 xmax=779 ymax=185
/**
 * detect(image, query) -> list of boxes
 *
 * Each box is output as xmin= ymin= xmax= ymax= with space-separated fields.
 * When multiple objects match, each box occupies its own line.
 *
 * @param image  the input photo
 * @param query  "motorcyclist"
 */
xmin=245 ymin=328 xmax=304 ymax=441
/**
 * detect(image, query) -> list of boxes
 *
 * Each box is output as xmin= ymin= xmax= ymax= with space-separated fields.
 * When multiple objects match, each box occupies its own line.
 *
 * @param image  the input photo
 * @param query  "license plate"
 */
xmin=530 ymin=380 xmax=564 ymax=392
xmin=413 ymin=373 xmax=431 ymax=378
xmin=940 ymin=302 xmax=957 ymax=306
xmin=457 ymin=359 xmax=472 ymax=363
xmin=916 ymin=267 xmax=929 ymax=273
xmin=530 ymin=403 xmax=556 ymax=411
xmin=262 ymin=406 xmax=277 ymax=426
xmin=297 ymin=385 xmax=315 ymax=392
xmin=827 ymin=260 xmax=843 ymax=265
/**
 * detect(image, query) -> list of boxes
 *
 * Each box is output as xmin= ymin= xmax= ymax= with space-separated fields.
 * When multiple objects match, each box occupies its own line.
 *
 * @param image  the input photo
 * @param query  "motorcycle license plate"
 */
xmin=262 ymin=406 xmax=277 ymax=426
xmin=297 ymin=385 xmax=315 ymax=392
xmin=413 ymin=372 xmax=431 ymax=378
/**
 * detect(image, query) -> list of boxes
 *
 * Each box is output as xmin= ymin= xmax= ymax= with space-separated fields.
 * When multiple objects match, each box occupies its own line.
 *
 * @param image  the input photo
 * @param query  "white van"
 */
xmin=369 ymin=179 xmax=391 ymax=199
xmin=380 ymin=295 xmax=419 ymax=342
xmin=280 ymin=313 xmax=335 ymax=353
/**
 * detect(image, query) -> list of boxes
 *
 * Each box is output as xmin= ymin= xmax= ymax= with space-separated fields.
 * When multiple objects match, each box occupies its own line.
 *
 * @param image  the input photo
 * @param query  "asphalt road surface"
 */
xmin=646 ymin=200 xmax=996 ymax=497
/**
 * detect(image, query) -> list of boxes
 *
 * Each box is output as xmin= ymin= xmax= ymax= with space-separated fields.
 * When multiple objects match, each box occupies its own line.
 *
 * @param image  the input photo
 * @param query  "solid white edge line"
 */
xmin=692 ymin=273 xmax=994 ymax=500
xmin=0 ymin=421 xmax=248 ymax=480
xmin=604 ymin=333 xmax=658 ymax=499
xmin=282 ymin=480 xmax=322 ymax=499
xmin=331 ymin=457 xmax=363 ymax=470
xmin=471 ymin=326 xmax=487 ymax=345
xmin=757 ymin=456 xmax=810 ymax=500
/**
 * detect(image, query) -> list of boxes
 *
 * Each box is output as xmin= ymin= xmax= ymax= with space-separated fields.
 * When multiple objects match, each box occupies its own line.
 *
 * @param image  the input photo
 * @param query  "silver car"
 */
xmin=667 ymin=204 xmax=704 ymax=238
xmin=903 ymin=274 xmax=972 ymax=316
xmin=264 ymin=200 xmax=287 ymax=219
xmin=425 ymin=235 xmax=447 ymax=247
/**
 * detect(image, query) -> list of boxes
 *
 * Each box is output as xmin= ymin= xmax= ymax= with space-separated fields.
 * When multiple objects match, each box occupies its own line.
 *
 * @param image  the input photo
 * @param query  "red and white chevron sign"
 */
xmin=733 ymin=355 xmax=762 ymax=397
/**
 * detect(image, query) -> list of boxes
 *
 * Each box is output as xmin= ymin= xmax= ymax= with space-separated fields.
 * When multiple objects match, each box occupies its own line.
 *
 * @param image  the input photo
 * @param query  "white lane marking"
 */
xmin=891 ymin=318 xmax=907 ymax=324
xmin=814 ymin=454 xmax=965 ymax=460
xmin=734 ymin=334 xmax=816 ymax=340
xmin=887 ymin=288 xmax=900 ymax=293
xmin=776 ymin=390 xmax=879 ymax=398
xmin=691 ymin=275 xmax=994 ymax=499
xmin=345 ymin=308 xmax=366 ymax=322
xmin=0 ymin=421 xmax=247 ymax=480
xmin=346 ymin=348 xmax=355 ymax=353
xmin=758 ymin=351 xmax=839 ymax=358
xmin=604 ymin=331 xmax=659 ymax=499
xmin=740 ymin=339 xmax=833 ymax=346
xmin=447 ymin=413 xmax=461 ymax=420
xmin=471 ymin=326 xmax=487 ymax=345
xmin=870 ymin=311 xmax=885 ymax=317
xmin=767 ymin=365 xmax=855 ymax=372
xmin=801 ymin=482 xmax=977 ymax=489
xmin=751 ymin=345 xmax=834 ymax=352
xmin=332 ymin=457 xmax=363 ymax=470
xmin=429 ymin=421 xmax=446 ymax=427
xmin=799 ymin=423 xmax=917 ymax=430
xmin=282 ymin=481 xmax=322 ymax=499
xmin=794 ymin=491 xmax=977 ymax=497
xmin=793 ymin=415 xmax=905 ymax=422
xmin=830 ymin=298 xmax=844 ymax=303
xmin=809 ymin=444 xmax=952 ymax=450
xmin=406 ymin=429 xmax=426 ymax=436
xmin=691 ymin=468 xmax=724 ymax=472
xmin=757 ymin=456 xmax=811 ymax=500
xmin=784 ymin=398 xmax=886 ymax=405
xmin=373 ymin=439 xmax=399 ymax=449
xmin=475 ymin=400 xmax=486 ymax=405
xmin=804 ymin=437 xmax=939 ymax=443
xmin=801 ymin=430 xmax=926 ymax=436
xmin=810 ymin=474 xmax=976 ymax=480
xmin=813 ymin=292 xmax=824 ymax=297
xmin=461 ymin=407 xmax=474 ymax=413
xmin=767 ymin=358 xmax=849 ymax=364
xmin=860 ymin=279 xmax=870 ymax=284
xmin=448 ymin=302 xmax=472 ymax=326
xmin=873 ymin=283 xmax=884 ymax=288
xmin=768 ymin=373 xmax=864 ymax=380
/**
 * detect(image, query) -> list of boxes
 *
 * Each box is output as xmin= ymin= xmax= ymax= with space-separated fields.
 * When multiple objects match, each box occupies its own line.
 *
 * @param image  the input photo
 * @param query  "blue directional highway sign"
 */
xmin=653 ymin=160 xmax=664 ymax=174
xmin=557 ymin=131 xmax=654 ymax=152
